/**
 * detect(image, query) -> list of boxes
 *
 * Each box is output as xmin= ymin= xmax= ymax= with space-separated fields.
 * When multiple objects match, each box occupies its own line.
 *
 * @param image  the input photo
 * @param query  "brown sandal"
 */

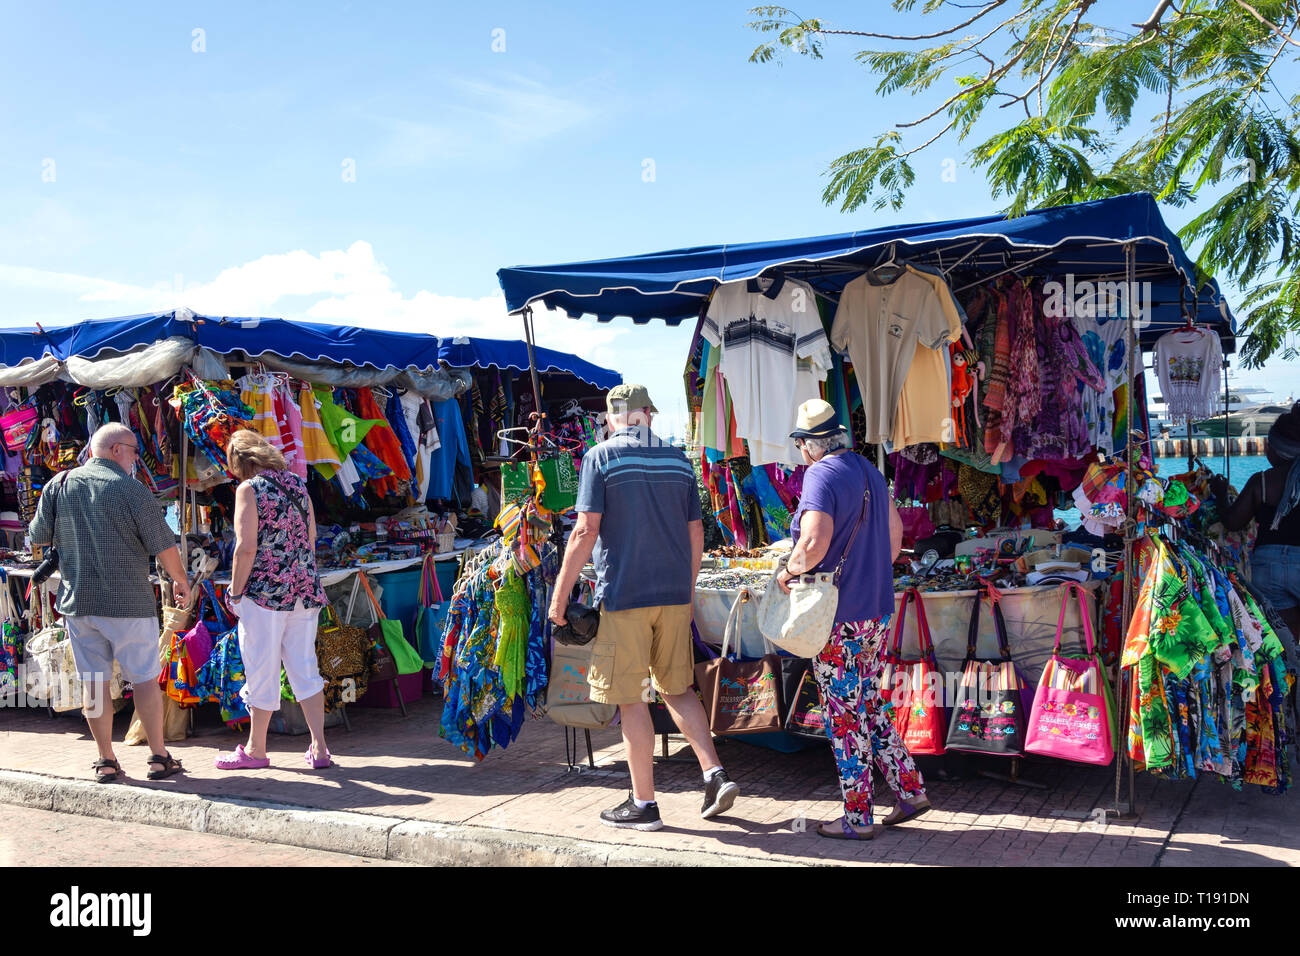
xmin=146 ymin=753 xmax=185 ymax=780
xmin=92 ymin=758 xmax=123 ymax=784
xmin=883 ymin=798 xmax=932 ymax=826
xmin=816 ymin=816 xmax=882 ymax=840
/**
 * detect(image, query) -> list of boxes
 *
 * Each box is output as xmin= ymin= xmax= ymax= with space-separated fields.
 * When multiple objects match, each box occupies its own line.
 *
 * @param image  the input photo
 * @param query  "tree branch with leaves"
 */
xmin=749 ymin=0 xmax=1300 ymax=368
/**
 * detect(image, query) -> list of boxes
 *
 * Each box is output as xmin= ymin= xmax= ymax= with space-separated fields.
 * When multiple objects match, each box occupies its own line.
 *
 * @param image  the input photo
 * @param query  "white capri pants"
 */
xmin=232 ymin=597 xmax=325 ymax=711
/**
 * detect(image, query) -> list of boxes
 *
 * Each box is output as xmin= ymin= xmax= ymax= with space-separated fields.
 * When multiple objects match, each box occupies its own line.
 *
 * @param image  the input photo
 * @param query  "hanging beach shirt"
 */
xmin=354 ymin=388 xmax=411 ymax=498
xmin=427 ymin=398 xmax=471 ymax=502
xmin=297 ymin=386 xmax=342 ymax=473
xmin=1154 ymin=329 xmax=1223 ymax=424
xmin=1074 ymin=311 xmax=1128 ymax=456
xmin=831 ymin=267 xmax=961 ymax=445
xmin=703 ymin=274 xmax=830 ymax=466
xmin=399 ymin=390 xmax=440 ymax=501
xmin=276 ymin=384 xmax=308 ymax=479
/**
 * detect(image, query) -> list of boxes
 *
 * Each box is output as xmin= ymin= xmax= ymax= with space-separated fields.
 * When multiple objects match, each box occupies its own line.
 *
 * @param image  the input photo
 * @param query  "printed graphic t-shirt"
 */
xmin=1153 ymin=329 xmax=1223 ymax=424
xmin=703 ymin=275 xmax=831 ymax=466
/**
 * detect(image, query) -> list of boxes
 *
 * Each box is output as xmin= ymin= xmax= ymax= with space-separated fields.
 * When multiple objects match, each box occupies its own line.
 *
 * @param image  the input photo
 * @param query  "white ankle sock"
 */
xmin=634 ymin=797 xmax=655 ymax=809
xmin=703 ymin=765 xmax=723 ymax=782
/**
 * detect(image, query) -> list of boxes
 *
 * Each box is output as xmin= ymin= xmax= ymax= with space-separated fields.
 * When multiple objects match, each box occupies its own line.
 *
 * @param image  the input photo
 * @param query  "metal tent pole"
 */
xmin=1111 ymin=242 xmax=1140 ymax=822
xmin=179 ymin=419 xmax=188 ymax=571
xmin=520 ymin=306 xmax=545 ymax=428
xmin=1224 ymin=357 xmax=1231 ymax=484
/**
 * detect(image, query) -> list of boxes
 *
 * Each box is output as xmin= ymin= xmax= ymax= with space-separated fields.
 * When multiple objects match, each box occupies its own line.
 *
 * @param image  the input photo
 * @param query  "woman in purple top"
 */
xmin=775 ymin=400 xmax=930 ymax=840
xmin=216 ymin=430 xmax=333 ymax=773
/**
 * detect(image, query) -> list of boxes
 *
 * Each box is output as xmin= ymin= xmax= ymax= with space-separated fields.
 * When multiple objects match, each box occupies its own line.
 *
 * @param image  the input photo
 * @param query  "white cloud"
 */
xmin=0 ymin=241 xmax=625 ymax=369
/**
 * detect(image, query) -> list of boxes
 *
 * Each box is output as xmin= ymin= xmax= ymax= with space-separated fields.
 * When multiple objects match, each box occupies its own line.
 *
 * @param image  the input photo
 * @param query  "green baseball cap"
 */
xmin=606 ymin=384 xmax=658 ymax=415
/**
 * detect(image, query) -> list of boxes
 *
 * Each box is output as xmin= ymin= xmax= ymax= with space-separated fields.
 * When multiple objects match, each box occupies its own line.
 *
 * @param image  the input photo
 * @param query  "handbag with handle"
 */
xmin=415 ymin=552 xmax=451 ymax=665
xmin=1 ymin=403 xmax=39 ymax=453
xmin=757 ymin=455 xmax=871 ymax=658
xmin=1024 ymin=582 xmax=1114 ymax=766
xmin=881 ymin=587 xmax=948 ymax=756
xmin=694 ymin=589 xmax=784 ymax=735
xmin=316 ymin=603 xmax=372 ymax=712
xmin=945 ymin=586 xmax=1027 ymax=756
xmin=538 ymin=638 xmax=619 ymax=730
xmin=783 ymin=666 xmax=829 ymax=740
xmin=357 ymin=571 xmax=424 ymax=677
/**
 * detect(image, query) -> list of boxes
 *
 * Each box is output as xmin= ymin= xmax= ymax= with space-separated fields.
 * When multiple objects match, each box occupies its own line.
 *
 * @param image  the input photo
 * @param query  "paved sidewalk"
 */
xmin=1 ymin=803 xmax=407 ymax=867
xmin=1 ymin=696 xmax=1296 ymax=866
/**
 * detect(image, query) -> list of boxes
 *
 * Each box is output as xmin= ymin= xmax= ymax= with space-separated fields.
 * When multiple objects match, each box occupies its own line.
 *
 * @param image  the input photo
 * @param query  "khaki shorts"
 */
xmin=587 ymin=603 xmax=694 ymax=705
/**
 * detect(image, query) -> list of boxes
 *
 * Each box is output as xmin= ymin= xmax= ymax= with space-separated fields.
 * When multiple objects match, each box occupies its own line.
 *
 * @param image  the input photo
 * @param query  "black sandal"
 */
xmin=146 ymin=753 xmax=185 ymax=780
xmin=92 ymin=758 xmax=123 ymax=784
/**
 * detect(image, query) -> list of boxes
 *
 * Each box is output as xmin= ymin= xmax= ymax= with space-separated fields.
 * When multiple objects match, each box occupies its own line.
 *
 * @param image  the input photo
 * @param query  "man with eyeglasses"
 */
xmin=28 ymin=422 xmax=192 ymax=783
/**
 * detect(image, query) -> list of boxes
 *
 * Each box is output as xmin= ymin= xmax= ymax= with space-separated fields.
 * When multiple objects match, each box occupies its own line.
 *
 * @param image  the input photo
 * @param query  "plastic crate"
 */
xmin=354 ymin=671 xmax=423 ymax=709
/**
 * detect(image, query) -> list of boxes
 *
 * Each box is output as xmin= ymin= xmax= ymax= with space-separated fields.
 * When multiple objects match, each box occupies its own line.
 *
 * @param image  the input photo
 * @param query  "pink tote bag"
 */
xmin=1023 ymin=582 xmax=1114 ymax=766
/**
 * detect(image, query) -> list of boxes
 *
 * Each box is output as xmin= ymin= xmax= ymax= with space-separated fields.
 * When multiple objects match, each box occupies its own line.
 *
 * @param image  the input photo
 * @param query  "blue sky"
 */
xmin=2 ymin=1 xmax=1296 ymax=436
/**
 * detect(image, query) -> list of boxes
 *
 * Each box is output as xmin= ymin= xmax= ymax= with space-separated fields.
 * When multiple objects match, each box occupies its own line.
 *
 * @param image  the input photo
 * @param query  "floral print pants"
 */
xmin=812 ymin=616 xmax=926 ymax=826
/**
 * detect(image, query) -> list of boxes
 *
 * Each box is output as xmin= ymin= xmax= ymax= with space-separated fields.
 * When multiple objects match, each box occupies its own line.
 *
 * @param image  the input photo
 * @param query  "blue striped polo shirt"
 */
xmin=575 ymin=426 xmax=703 ymax=611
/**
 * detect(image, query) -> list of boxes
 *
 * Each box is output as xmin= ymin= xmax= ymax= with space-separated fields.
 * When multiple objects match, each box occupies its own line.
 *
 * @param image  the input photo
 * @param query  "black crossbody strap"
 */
xmin=831 ymin=455 xmax=872 ymax=586
xmin=264 ymin=473 xmax=309 ymax=523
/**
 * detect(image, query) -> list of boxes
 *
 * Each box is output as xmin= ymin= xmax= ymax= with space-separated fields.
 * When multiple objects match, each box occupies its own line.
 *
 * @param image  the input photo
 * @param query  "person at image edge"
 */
xmin=27 ymin=422 xmax=192 ymax=783
xmin=549 ymin=383 xmax=740 ymax=831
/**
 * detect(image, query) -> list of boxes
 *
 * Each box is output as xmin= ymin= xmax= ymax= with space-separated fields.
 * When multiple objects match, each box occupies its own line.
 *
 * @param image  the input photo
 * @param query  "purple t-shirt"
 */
xmin=790 ymin=451 xmax=893 ymax=623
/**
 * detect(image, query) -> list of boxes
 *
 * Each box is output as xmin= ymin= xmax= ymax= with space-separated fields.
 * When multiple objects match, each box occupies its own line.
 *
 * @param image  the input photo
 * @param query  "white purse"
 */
xmin=758 ymin=472 xmax=871 ymax=658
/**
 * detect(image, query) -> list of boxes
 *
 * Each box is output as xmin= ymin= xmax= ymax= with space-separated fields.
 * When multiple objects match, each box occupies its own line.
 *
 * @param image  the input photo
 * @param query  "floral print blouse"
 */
xmin=243 ymin=469 xmax=329 ymax=611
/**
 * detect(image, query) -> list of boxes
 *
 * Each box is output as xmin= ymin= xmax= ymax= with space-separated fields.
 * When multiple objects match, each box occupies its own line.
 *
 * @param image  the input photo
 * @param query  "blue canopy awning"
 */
xmin=0 ymin=311 xmax=444 ymax=371
xmin=497 ymin=193 xmax=1236 ymax=348
xmin=0 ymin=312 xmax=181 ymax=368
xmin=436 ymin=335 xmax=621 ymax=389
xmin=0 ymin=312 xmax=620 ymax=387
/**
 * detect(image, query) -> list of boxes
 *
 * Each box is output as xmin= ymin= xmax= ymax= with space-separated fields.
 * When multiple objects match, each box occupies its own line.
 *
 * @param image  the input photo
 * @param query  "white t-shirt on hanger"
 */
xmin=1153 ymin=328 xmax=1223 ymax=425
xmin=703 ymin=274 xmax=831 ymax=466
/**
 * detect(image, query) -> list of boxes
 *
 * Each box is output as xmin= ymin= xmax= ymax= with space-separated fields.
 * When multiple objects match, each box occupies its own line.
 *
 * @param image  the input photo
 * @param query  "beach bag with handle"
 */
xmin=945 ymin=586 xmax=1027 ymax=756
xmin=538 ymin=637 xmax=619 ymax=730
xmin=1024 ymin=582 xmax=1114 ymax=766
xmin=881 ymin=587 xmax=947 ymax=756
xmin=757 ymin=455 xmax=872 ymax=657
xmin=694 ymin=589 xmax=783 ymax=735
xmin=356 ymin=571 xmax=424 ymax=677
xmin=415 ymin=551 xmax=451 ymax=665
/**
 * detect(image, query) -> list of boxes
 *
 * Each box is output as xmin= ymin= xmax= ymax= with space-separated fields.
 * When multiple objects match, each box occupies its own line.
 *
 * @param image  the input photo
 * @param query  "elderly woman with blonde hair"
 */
xmin=215 ymin=429 xmax=333 ymax=771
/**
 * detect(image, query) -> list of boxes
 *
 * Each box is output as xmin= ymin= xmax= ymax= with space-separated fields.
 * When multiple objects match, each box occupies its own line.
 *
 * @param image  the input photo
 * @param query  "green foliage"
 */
xmin=748 ymin=0 xmax=1300 ymax=367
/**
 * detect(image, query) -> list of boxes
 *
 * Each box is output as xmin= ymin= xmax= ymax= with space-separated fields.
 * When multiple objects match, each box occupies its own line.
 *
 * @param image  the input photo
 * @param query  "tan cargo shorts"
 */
xmin=587 ymin=602 xmax=694 ymax=706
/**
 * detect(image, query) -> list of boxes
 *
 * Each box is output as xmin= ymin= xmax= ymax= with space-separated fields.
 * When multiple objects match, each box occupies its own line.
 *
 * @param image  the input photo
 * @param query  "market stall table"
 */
xmin=692 ymin=580 xmax=1101 ymax=686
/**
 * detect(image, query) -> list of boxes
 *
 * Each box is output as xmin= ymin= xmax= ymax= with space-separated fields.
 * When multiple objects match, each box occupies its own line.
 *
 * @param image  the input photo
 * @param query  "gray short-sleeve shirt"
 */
xmin=28 ymin=458 xmax=176 ymax=618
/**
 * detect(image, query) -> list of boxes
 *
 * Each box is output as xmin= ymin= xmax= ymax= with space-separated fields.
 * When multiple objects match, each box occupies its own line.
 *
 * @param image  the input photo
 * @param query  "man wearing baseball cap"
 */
xmin=549 ymin=384 xmax=739 ymax=831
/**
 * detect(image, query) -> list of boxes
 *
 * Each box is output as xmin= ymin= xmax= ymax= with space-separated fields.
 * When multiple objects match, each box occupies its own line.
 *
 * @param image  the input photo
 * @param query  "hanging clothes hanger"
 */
xmin=869 ymin=243 xmax=906 ymax=282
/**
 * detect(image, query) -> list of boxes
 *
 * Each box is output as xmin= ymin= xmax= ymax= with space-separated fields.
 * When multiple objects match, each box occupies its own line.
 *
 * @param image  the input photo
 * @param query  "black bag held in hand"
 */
xmin=944 ymin=586 xmax=1028 ymax=757
xmin=31 ymin=474 xmax=64 ymax=587
xmin=784 ymin=666 xmax=829 ymax=740
xmin=552 ymin=603 xmax=600 ymax=647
